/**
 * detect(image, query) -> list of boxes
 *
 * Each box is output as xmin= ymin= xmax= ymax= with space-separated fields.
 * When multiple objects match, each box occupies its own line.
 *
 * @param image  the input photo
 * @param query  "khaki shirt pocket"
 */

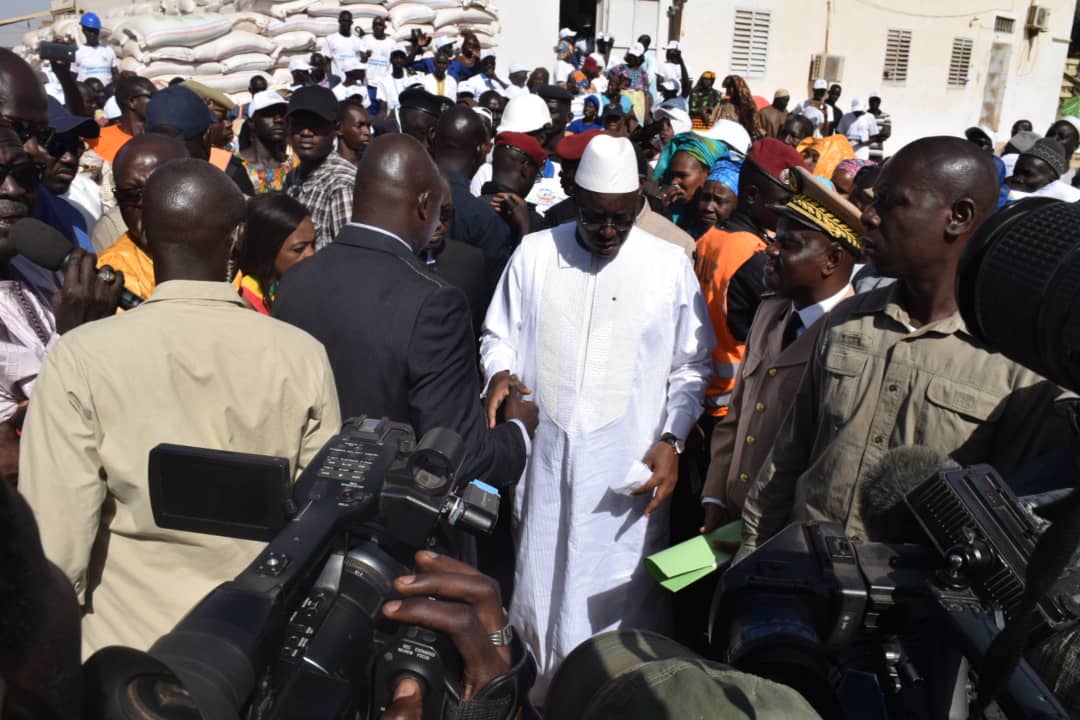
xmin=821 ymin=346 xmax=868 ymax=424
xmin=922 ymin=376 xmax=1006 ymax=445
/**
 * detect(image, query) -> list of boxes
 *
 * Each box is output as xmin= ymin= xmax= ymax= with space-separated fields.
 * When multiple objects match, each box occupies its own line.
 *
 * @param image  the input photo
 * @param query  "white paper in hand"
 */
xmin=613 ymin=460 xmax=653 ymax=495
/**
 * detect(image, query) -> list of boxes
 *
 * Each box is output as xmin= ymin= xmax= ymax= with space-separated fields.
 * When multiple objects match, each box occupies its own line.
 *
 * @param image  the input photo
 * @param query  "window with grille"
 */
xmin=948 ymin=37 xmax=974 ymax=86
xmin=994 ymin=16 xmax=1015 ymax=33
xmin=882 ymin=28 xmax=912 ymax=83
xmin=730 ymin=9 xmax=771 ymax=77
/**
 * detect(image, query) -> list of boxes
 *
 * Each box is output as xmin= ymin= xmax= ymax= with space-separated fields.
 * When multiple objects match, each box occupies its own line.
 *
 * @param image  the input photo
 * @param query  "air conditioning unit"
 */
xmin=1026 ymin=5 xmax=1050 ymax=33
xmin=809 ymin=54 xmax=845 ymax=83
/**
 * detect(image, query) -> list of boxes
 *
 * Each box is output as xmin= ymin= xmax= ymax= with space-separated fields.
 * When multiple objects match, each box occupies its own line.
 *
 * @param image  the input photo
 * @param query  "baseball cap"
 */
xmin=498 ymin=93 xmax=552 ymax=133
xmin=47 ymin=96 xmax=99 ymax=138
xmin=696 ymin=118 xmax=752 ymax=156
xmin=340 ymin=57 xmax=367 ymax=74
xmin=399 ymin=86 xmax=452 ymax=117
xmin=495 ymin=131 xmax=548 ymax=167
xmin=288 ymin=56 xmax=312 ymax=73
xmin=626 ymin=42 xmax=646 ymax=59
xmin=663 ymin=40 xmax=681 ymax=51
xmin=850 ymin=97 xmax=865 ymax=112
xmin=434 ymin=36 xmax=455 ymax=50
xmin=287 ymin=85 xmax=339 ymax=122
xmin=251 ymin=90 xmax=288 ymax=115
xmin=559 ymin=27 xmax=577 ymax=39
xmin=660 ymin=78 xmax=679 ymax=93
xmin=145 ymin=86 xmax=213 ymax=140
xmin=868 ymin=90 xmax=881 ymax=100
xmin=547 ymin=630 xmax=822 ymax=720
xmin=80 ymin=12 xmax=102 ymax=29
xmin=813 ymin=79 xmax=828 ymax=90
xmin=654 ymin=106 xmax=691 ymax=135
xmin=508 ymin=62 xmax=529 ymax=75
xmin=538 ymin=84 xmax=573 ymax=103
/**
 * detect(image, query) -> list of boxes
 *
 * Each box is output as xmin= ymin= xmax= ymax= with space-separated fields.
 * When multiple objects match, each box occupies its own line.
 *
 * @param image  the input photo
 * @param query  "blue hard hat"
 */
xmin=80 ymin=12 xmax=102 ymax=30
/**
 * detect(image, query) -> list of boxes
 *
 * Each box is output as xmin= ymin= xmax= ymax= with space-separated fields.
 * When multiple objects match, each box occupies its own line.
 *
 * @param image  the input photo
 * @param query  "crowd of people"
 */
xmin=3 ymin=14 xmax=1080 ymax=719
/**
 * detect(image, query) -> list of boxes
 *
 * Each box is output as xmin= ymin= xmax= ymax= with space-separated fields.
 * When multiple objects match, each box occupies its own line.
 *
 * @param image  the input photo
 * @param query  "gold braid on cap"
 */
xmin=785 ymin=193 xmax=863 ymax=252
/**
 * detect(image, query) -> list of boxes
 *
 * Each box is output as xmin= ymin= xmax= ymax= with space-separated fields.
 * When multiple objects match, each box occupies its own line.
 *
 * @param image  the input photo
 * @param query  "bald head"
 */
xmin=0 ymin=49 xmax=49 ymax=158
xmin=114 ymin=134 xmax=188 ymax=245
xmin=142 ymin=158 xmax=245 ymax=283
xmin=352 ymin=134 xmax=444 ymax=253
xmin=432 ymin=105 xmax=487 ymax=177
xmin=889 ymin=136 xmax=999 ymax=221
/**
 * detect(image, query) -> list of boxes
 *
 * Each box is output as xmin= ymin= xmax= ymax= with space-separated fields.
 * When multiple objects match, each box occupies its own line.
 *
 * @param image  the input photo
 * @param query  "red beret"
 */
xmin=746 ymin=137 xmax=808 ymax=181
xmin=555 ymin=129 xmax=604 ymax=161
xmin=582 ymin=55 xmax=600 ymax=74
xmin=495 ymin=131 xmax=548 ymax=168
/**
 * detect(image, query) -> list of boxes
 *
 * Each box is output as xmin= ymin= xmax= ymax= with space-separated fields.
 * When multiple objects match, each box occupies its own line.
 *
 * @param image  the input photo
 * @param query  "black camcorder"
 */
xmin=84 ymin=417 xmax=502 ymax=720
xmin=710 ymin=465 xmax=1079 ymax=719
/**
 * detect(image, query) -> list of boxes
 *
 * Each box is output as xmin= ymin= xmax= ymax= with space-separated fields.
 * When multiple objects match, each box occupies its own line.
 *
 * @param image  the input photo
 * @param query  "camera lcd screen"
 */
xmin=148 ymin=443 xmax=292 ymax=542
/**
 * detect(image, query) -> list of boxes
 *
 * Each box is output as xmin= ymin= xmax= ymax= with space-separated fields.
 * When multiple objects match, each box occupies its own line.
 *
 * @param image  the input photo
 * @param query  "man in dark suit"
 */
xmin=274 ymin=133 xmax=536 ymax=488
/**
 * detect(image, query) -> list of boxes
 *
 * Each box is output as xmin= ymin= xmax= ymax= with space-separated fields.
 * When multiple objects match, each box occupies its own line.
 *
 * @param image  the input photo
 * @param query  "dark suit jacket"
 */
xmin=273 ymin=224 xmax=526 ymax=487
xmin=426 ymin=239 xmax=488 ymax=337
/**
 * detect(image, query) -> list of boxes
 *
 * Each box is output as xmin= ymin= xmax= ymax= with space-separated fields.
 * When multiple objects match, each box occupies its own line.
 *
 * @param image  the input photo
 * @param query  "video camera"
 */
xmin=84 ymin=417 xmax=503 ymax=720
xmin=710 ymin=464 xmax=1080 ymax=719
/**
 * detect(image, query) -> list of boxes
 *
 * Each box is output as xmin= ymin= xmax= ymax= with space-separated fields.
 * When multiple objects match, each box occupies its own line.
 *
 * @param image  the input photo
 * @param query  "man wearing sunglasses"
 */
xmin=481 ymin=134 xmax=713 ymax=700
xmin=0 ymin=120 xmax=123 ymax=484
xmin=41 ymin=98 xmax=101 ymax=241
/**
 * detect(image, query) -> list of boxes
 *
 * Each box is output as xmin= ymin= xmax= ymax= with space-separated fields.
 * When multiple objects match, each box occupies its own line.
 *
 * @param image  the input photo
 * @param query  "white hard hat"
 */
xmin=497 ymin=93 xmax=552 ymax=134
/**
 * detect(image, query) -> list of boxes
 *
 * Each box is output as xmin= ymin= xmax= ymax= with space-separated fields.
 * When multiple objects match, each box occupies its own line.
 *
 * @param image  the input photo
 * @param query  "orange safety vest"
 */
xmin=695 ymin=226 xmax=767 ymax=417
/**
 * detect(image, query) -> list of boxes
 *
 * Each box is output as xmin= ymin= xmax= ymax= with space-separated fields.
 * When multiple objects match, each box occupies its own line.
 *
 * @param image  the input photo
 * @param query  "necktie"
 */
xmin=782 ymin=310 xmax=803 ymax=350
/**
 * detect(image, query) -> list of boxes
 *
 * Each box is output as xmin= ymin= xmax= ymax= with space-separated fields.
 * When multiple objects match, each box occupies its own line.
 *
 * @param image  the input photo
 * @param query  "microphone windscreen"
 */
xmin=12 ymin=218 xmax=75 ymax=271
xmin=858 ymin=445 xmax=958 ymax=544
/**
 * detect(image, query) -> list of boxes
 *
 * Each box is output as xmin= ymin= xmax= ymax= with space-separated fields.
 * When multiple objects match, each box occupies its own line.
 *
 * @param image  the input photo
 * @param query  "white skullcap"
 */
xmin=340 ymin=57 xmax=367 ymax=73
xmin=498 ymin=93 xmax=551 ymax=133
xmin=1059 ymin=115 xmax=1080 ymax=135
xmin=103 ymin=95 xmax=121 ymax=120
xmin=627 ymin=42 xmax=646 ymax=58
xmin=577 ymin=135 xmax=639 ymax=194
xmin=868 ymin=90 xmax=881 ymax=100
xmin=655 ymin=106 xmax=691 ymax=136
xmin=813 ymin=79 xmax=828 ymax=90
xmin=559 ymin=27 xmax=576 ymax=39
xmin=695 ymin=118 xmax=751 ymax=156
xmin=250 ymin=90 xmax=288 ymax=114
xmin=509 ymin=62 xmax=529 ymax=74
xmin=850 ymin=97 xmax=864 ymax=112
xmin=289 ymin=56 xmax=312 ymax=72
xmin=663 ymin=40 xmax=681 ymax=51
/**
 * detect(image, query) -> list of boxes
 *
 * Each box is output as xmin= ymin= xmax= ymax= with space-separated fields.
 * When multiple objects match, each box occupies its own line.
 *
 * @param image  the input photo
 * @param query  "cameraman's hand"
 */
xmin=383 ymin=551 xmax=512 ymax=698
xmin=484 ymin=370 xmax=532 ymax=429
xmin=53 ymin=250 xmax=123 ymax=334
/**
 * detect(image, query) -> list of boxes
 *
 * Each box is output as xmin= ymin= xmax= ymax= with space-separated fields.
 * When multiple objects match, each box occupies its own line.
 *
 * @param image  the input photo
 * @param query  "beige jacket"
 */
xmin=637 ymin=202 xmax=696 ymax=260
xmin=703 ymin=292 xmax=848 ymax=510
xmin=20 ymin=281 xmax=342 ymax=657
xmin=742 ymin=284 xmax=1073 ymax=550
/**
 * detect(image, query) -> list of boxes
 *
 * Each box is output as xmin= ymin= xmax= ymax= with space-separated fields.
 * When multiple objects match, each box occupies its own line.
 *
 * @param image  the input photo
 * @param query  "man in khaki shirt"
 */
xmin=19 ymin=159 xmax=342 ymax=656
xmin=742 ymin=137 xmax=1073 ymax=551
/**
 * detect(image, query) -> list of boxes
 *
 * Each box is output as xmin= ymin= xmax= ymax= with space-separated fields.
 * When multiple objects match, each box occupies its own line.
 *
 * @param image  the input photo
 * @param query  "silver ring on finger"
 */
xmin=98 ymin=267 xmax=116 ymax=284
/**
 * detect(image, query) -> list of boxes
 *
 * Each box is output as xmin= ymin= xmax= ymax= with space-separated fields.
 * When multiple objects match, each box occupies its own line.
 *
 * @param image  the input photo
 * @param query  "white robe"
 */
xmin=480 ymin=223 xmax=714 ymax=701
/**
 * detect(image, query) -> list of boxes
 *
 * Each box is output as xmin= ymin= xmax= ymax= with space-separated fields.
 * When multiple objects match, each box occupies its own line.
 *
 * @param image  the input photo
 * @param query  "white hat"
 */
xmin=434 ymin=36 xmax=455 ymax=49
xmin=480 ymin=50 xmax=495 ymax=61
xmin=340 ymin=57 xmax=367 ymax=74
xmin=559 ymin=27 xmax=577 ymax=39
xmin=473 ymin=106 xmax=493 ymax=125
xmin=337 ymin=85 xmax=368 ymax=100
xmin=576 ymin=135 xmax=640 ymax=194
xmin=289 ymin=56 xmax=312 ymax=73
xmin=509 ymin=62 xmax=529 ymax=75
xmin=696 ymin=118 xmax=752 ymax=156
xmin=498 ymin=93 xmax=551 ymax=133
xmin=654 ymin=106 xmax=692 ymax=136
xmin=850 ymin=97 xmax=864 ymax=112
xmin=813 ymin=79 xmax=828 ymax=90
xmin=868 ymin=90 xmax=881 ymax=100
xmin=103 ymin=95 xmax=121 ymax=120
xmin=660 ymin=78 xmax=679 ymax=93
xmin=626 ymin=42 xmax=646 ymax=58
xmin=251 ymin=90 xmax=288 ymax=114
xmin=663 ymin=40 xmax=681 ymax=51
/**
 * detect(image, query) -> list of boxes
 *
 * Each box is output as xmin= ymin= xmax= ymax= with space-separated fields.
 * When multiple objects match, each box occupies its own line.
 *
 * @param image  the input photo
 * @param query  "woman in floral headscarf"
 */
xmin=689 ymin=72 xmax=722 ymax=129
xmin=712 ymin=74 xmax=765 ymax=140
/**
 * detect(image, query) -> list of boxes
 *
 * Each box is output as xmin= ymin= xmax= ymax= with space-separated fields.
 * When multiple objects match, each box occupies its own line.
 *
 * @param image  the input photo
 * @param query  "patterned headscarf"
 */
xmin=652 ymin=133 xmax=729 ymax=183
xmin=835 ymin=158 xmax=876 ymax=177
xmin=707 ymin=156 xmax=743 ymax=195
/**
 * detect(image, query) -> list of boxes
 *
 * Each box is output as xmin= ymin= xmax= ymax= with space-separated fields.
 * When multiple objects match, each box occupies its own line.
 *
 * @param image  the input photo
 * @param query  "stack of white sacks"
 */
xmin=16 ymin=0 xmax=500 ymax=99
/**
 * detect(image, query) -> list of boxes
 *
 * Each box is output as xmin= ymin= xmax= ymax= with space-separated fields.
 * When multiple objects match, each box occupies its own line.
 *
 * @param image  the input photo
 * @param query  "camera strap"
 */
xmin=444 ymin=634 xmax=540 ymax=720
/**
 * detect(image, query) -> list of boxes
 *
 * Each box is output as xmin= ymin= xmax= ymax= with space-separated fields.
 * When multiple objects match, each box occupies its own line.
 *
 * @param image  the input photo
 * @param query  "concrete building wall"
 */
xmin=595 ymin=0 xmax=1076 ymax=151
xmin=495 ymin=0 xmax=561 ymax=73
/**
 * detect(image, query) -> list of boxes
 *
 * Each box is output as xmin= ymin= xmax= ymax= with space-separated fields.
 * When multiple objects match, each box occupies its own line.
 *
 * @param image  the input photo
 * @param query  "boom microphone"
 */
xmin=857 ymin=445 xmax=959 ymax=543
xmin=11 ymin=218 xmax=142 ymax=310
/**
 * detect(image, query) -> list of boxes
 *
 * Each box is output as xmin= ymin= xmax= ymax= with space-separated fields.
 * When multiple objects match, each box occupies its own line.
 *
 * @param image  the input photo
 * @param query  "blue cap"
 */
xmin=47 ymin=96 xmax=99 ymax=138
xmin=80 ymin=12 xmax=102 ymax=29
xmin=146 ymin=86 xmax=212 ymax=140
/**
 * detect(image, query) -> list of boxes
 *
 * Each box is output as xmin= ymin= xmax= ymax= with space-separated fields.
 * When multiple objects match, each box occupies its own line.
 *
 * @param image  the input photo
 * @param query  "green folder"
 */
xmin=645 ymin=519 xmax=743 ymax=592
